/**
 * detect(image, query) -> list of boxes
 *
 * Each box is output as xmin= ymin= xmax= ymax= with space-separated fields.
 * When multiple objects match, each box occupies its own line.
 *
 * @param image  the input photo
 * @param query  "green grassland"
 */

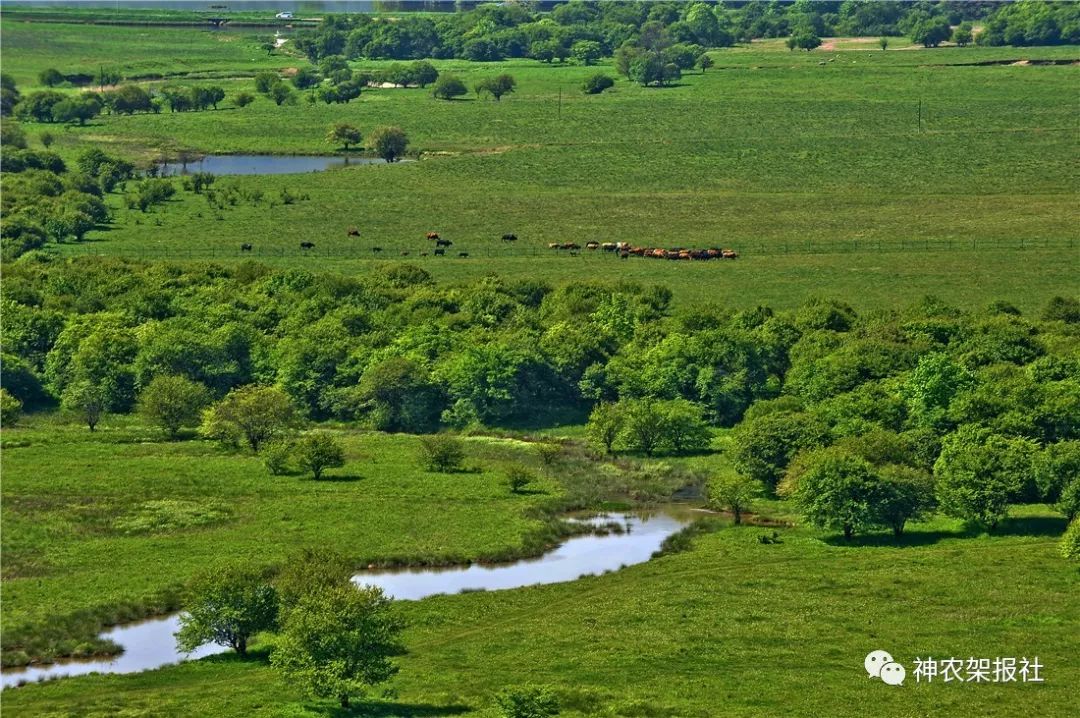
xmin=0 ymin=414 xmax=565 ymax=643
xmin=2 ymin=484 xmax=1076 ymax=717
xmin=3 ymin=22 xmax=1076 ymax=310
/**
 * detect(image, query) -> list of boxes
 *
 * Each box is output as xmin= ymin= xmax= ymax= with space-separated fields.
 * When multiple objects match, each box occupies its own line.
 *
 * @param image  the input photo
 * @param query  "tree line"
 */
xmin=285 ymin=1 xmax=1074 ymax=67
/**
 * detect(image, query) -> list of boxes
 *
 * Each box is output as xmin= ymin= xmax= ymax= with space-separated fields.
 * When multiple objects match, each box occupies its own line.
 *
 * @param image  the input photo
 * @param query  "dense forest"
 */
xmin=3 ymin=257 xmax=1078 ymax=527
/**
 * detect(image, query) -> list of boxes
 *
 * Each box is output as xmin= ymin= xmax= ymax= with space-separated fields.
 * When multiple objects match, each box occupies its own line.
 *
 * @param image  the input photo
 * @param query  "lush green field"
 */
xmin=0 ymin=414 xmax=569 ymax=649
xmin=4 ymin=21 xmax=1077 ymax=305
xmin=3 ymin=489 xmax=1076 ymax=717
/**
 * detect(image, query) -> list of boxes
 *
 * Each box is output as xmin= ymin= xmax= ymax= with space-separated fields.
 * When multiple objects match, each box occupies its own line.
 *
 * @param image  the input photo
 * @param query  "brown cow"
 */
xmin=426 ymin=232 xmax=440 ymax=240
xmin=347 ymin=227 xmax=360 ymax=237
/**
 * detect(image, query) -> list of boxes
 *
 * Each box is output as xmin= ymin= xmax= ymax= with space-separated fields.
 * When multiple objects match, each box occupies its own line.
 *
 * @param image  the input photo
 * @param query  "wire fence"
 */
xmin=55 ymin=235 xmax=1078 ymax=262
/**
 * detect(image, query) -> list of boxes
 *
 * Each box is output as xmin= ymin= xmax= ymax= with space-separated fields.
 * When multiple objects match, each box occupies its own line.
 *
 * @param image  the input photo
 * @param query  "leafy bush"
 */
xmin=582 ymin=73 xmax=614 ymax=95
xmin=262 ymin=439 xmax=295 ymax=476
xmin=418 ymin=434 xmax=465 ymax=472
xmin=496 ymin=685 xmax=560 ymax=718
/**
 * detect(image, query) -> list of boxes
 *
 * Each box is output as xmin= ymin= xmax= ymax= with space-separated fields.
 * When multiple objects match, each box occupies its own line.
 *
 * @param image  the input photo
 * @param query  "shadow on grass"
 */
xmin=823 ymin=527 xmax=978 ymax=548
xmin=510 ymin=487 xmax=549 ymax=496
xmin=994 ymin=514 xmax=1068 ymax=538
xmin=312 ymin=699 xmax=471 ymax=717
xmin=314 ymin=473 xmax=365 ymax=483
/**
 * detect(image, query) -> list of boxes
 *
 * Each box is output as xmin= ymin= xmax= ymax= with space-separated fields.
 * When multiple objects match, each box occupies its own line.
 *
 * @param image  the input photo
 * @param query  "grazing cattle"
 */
xmin=586 ymin=241 xmax=600 ymax=250
xmin=562 ymin=242 xmax=581 ymax=250
xmin=300 ymin=242 xmax=315 ymax=250
xmin=401 ymin=251 xmax=410 ymax=257
xmin=371 ymin=247 xmax=382 ymax=253
xmin=721 ymin=249 xmax=738 ymax=259
xmin=501 ymin=233 xmax=517 ymax=242
xmin=420 ymin=252 xmax=429 ymax=257
xmin=240 ymin=243 xmax=253 ymax=252
xmin=347 ymin=227 xmax=360 ymax=237
xmin=433 ymin=248 xmax=445 ymax=256
xmin=601 ymin=242 xmax=617 ymax=252
xmin=548 ymin=243 xmax=561 ymax=250
xmin=619 ymin=251 xmax=629 ymax=259
xmin=426 ymin=232 xmax=440 ymax=240
xmin=435 ymin=238 xmax=452 ymax=247
xmin=458 ymin=252 xmax=469 ymax=258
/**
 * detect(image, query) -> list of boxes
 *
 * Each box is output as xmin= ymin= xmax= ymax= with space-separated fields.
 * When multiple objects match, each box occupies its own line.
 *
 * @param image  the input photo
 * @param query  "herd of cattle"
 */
xmin=549 ymin=241 xmax=738 ymax=260
xmin=239 ymin=232 xmax=737 ymax=261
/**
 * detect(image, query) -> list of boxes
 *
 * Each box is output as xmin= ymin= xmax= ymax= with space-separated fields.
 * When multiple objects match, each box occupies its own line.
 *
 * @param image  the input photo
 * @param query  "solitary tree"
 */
xmin=418 ymin=434 xmax=465 ymax=472
xmin=200 ymin=385 xmax=298 ymax=452
xmin=326 ymin=122 xmax=362 ymax=151
xmin=295 ymin=433 xmax=346 ymax=480
xmin=879 ymin=36 xmax=889 ymax=50
xmin=176 ymin=566 xmax=278 ymax=657
xmin=787 ymin=32 xmax=822 ymax=51
xmin=62 ymin=380 xmax=106 ymax=431
xmin=432 ymin=74 xmax=467 ymax=100
xmin=271 ymin=584 xmax=403 ymax=710
xmin=39 ymin=68 xmax=65 ymax=87
xmin=269 ymin=82 xmax=293 ymax=106
xmin=708 ymin=474 xmax=762 ymax=525
xmin=137 ymin=374 xmax=211 ymax=438
xmin=582 ymin=73 xmax=615 ymax=95
xmin=697 ymin=53 xmax=714 ymax=73
xmin=368 ymin=125 xmax=408 ymax=162
xmin=476 ymin=74 xmax=517 ymax=101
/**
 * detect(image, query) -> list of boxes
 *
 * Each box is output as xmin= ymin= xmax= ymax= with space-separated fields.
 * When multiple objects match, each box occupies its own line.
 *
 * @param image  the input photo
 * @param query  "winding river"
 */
xmin=1 ymin=509 xmax=692 ymax=689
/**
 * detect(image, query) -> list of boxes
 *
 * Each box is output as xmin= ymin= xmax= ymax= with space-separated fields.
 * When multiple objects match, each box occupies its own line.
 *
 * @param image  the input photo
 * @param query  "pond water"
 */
xmin=0 ymin=510 xmax=692 ymax=689
xmin=157 ymin=154 xmax=397 ymax=176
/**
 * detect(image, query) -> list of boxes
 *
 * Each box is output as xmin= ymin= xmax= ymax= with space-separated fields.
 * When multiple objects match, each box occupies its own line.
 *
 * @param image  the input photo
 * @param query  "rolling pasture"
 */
xmin=2 ymin=21 xmax=1077 ymax=310
xmin=2 ymin=15 xmax=1079 ymax=718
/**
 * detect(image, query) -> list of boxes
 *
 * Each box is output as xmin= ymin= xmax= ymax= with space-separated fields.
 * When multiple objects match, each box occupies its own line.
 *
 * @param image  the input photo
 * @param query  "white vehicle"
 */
xmin=275 ymin=11 xmax=294 ymax=20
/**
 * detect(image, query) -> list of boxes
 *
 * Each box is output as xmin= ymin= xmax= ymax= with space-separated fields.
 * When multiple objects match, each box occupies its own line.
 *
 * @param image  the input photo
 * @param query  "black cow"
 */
xmin=501 ymin=233 xmax=517 ymax=242
xmin=434 ymin=248 xmax=445 ymax=256
xmin=240 ymin=243 xmax=253 ymax=252
xmin=300 ymin=242 xmax=315 ymax=250
xmin=435 ymin=238 xmax=453 ymax=248
xmin=371 ymin=247 xmax=382 ymax=253
xmin=458 ymin=252 xmax=469 ymax=258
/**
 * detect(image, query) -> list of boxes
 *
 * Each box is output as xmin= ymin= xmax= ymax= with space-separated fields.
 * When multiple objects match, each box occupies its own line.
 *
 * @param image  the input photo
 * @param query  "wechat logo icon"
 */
xmin=866 ymin=650 xmax=906 ymax=686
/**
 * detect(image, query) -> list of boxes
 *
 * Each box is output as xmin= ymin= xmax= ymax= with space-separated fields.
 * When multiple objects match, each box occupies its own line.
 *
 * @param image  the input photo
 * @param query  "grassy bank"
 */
xmin=3 ymin=504 xmax=1075 ymax=717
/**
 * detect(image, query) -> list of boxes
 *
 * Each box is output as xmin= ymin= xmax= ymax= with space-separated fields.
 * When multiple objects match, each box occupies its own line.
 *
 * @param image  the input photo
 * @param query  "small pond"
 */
xmin=157 ymin=154 xmax=401 ymax=176
xmin=0 ymin=509 xmax=693 ymax=689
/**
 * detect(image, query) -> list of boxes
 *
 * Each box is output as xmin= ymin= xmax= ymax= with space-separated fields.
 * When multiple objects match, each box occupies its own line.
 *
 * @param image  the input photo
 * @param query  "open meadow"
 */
xmin=2 ymin=5 xmax=1079 ymax=718
xmin=1 ymin=20 xmax=1077 ymax=309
